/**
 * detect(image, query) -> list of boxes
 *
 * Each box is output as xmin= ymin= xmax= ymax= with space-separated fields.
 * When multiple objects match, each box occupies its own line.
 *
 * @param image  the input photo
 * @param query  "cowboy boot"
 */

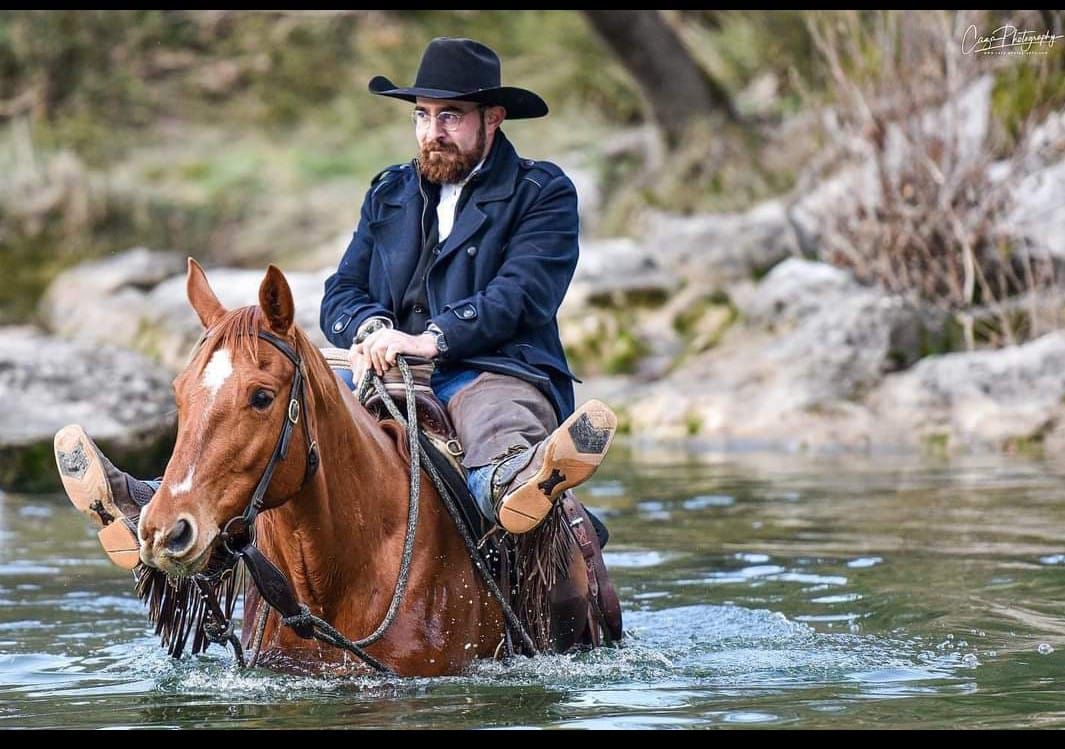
xmin=491 ymin=399 xmax=618 ymax=534
xmin=54 ymin=425 xmax=159 ymax=570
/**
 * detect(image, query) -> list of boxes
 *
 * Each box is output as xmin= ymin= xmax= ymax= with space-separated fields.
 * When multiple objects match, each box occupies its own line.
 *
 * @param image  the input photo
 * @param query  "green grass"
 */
xmin=686 ymin=413 xmax=704 ymax=436
xmin=604 ymin=329 xmax=648 ymax=375
xmin=991 ymin=51 xmax=1065 ymax=153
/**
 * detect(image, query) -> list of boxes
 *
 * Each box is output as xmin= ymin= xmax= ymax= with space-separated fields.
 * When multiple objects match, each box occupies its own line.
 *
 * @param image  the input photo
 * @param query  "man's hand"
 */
xmin=350 ymin=328 xmax=439 ymax=380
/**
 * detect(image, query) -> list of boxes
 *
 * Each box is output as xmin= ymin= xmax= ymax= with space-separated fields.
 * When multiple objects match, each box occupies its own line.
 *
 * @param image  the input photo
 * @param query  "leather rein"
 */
xmin=201 ymin=329 xmax=397 ymax=673
xmin=189 ymin=329 xmax=538 ymax=672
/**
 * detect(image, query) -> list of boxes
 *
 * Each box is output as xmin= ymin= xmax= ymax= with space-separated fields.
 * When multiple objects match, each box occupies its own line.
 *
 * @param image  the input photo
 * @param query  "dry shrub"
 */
xmin=806 ymin=10 xmax=1065 ymax=348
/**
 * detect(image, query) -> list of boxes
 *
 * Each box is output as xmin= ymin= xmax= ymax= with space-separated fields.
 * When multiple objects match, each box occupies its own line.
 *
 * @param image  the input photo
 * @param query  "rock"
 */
xmin=623 ymin=299 xmax=1065 ymax=454
xmin=1007 ymin=159 xmax=1065 ymax=261
xmin=641 ymin=198 xmax=798 ymax=288
xmin=0 ymin=326 xmax=176 ymax=492
xmin=141 ymin=266 xmax=331 ymax=370
xmin=554 ymin=153 xmax=603 ymax=236
xmin=40 ymin=247 xmax=186 ymax=347
xmin=41 ymin=248 xmax=331 ymax=371
xmin=565 ymin=238 xmax=680 ymax=309
xmin=788 ymin=160 xmax=880 ymax=256
xmin=735 ymin=258 xmax=857 ymax=329
xmin=871 ymin=330 xmax=1065 ymax=450
xmin=626 ymin=260 xmax=948 ymax=450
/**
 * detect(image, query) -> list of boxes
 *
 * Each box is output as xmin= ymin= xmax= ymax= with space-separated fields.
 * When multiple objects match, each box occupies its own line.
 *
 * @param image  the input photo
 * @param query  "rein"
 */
xmin=356 ymin=361 xmax=540 ymax=656
xmin=186 ymin=331 xmax=539 ymax=672
xmin=217 ymin=330 xmax=395 ymax=673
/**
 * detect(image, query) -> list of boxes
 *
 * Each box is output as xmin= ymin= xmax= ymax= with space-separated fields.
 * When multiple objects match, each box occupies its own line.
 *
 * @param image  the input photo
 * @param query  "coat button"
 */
xmin=522 ymin=159 xmax=535 ymax=168
xmin=452 ymin=303 xmax=477 ymax=320
xmin=413 ymin=303 xmax=426 ymax=314
xmin=466 ymin=245 xmax=477 ymax=256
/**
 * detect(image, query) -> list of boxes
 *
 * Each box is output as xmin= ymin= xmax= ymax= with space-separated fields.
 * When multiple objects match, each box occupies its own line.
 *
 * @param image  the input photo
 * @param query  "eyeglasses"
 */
xmin=411 ymin=107 xmax=482 ymax=132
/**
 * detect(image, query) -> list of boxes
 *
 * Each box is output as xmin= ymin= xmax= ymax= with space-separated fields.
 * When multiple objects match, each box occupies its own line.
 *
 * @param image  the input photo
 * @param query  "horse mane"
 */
xmin=138 ymin=304 xmax=341 ymax=658
xmin=200 ymin=307 xmax=569 ymax=653
xmin=198 ymin=305 xmax=340 ymax=408
xmin=144 ymin=302 xmax=580 ymax=663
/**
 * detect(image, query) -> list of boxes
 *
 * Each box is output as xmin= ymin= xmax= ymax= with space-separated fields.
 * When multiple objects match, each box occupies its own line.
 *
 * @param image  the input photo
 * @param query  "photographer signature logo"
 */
xmin=962 ymin=25 xmax=1064 ymax=55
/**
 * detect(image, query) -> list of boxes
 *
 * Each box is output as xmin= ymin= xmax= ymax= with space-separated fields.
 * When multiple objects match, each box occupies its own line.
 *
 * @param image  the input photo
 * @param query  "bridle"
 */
xmin=217 ymin=330 xmax=319 ymax=556
xmin=179 ymin=328 xmax=538 ymax=673
xmin=192 ymin=328 xmax=396 ymax=672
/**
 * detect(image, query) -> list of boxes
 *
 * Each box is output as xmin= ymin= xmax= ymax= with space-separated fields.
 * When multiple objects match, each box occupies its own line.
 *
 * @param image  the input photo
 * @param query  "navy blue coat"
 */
xmin=320 ymin=131 xmax=580 ymax=420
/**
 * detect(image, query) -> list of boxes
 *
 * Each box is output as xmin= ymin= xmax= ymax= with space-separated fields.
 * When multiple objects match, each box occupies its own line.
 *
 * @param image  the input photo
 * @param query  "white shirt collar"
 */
xmin=437 ymin=157 xmax=486 ymax=241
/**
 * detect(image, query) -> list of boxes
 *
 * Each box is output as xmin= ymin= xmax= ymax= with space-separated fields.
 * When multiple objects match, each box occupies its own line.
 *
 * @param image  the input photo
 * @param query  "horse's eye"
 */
xmin=250 ymin=389 xmax=274 ymax=410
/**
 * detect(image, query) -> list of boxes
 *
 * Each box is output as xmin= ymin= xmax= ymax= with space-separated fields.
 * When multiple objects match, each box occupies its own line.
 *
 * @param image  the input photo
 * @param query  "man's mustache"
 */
xmin=424 ymin=143 xmax=460 ymax=156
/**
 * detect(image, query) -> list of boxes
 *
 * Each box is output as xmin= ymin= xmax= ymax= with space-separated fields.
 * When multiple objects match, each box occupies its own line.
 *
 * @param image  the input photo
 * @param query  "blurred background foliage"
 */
xmin=1 ymin=10 xmax=1063 ymax=331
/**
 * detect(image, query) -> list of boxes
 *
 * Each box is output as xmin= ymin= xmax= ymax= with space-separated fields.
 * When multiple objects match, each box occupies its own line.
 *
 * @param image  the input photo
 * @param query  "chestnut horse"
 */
xmin=137 ymin=260 xmax=602 ymax=676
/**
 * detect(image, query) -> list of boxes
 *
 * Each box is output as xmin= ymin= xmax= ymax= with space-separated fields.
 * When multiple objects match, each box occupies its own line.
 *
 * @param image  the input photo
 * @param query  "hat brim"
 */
xmin=368 ymin=75 xmax=548 ymax=119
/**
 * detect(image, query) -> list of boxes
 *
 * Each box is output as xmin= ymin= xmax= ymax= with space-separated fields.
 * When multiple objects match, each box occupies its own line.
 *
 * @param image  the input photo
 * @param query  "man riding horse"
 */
xmin=53 ymin=38 xmax=620 ymax=664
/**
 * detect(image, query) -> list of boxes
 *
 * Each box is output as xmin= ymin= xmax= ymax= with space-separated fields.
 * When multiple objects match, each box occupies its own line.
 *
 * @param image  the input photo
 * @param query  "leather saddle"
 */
xmin=319 ymin=348 xmax=464 ymax=468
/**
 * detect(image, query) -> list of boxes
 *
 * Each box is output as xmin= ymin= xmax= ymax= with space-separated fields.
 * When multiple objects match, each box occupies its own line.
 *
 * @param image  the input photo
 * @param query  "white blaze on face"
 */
xmin=185 ymin=346 xmax=234 ymax=479
xmin=171 ymin=465 xmax=195 ymax=496
xmin=202 ymin=349 xmax=233 ymax=401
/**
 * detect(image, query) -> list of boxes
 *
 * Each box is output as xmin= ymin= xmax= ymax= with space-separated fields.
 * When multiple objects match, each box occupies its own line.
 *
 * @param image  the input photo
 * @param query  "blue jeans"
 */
xmin=466 ymin=464 xmax=497 ymax=525
xmin=335 ymin=366 xmax=478 ymax=406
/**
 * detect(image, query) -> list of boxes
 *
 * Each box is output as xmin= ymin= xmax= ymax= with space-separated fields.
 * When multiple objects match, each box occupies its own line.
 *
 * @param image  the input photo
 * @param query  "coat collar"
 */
xmin=382 ymin=129 xmax=519 ymax=209
xmin=433 ymin=130 xmax=518 ymax=258
xmin=371 ymin=131 xmax=521 ymax=308
xmin=459 ymin=129 xmax=519 ymax=204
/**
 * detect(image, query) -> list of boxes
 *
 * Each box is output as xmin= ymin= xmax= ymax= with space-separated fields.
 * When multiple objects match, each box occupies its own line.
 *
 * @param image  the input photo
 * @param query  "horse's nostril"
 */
xmin=165 ymin=518 xmax=195 ymax=555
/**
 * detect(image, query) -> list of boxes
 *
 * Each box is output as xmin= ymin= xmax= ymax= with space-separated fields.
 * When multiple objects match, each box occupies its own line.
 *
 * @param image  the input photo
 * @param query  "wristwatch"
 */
xmin=354 ymin=316 xmax=392 ymax=344
xmin=426 ymin=322 xmax=449 ymax=355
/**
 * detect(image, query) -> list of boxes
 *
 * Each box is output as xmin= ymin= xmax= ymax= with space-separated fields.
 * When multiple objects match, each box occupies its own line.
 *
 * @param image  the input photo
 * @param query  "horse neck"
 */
xmin=257 ymin=385 xmax=411 ymax=615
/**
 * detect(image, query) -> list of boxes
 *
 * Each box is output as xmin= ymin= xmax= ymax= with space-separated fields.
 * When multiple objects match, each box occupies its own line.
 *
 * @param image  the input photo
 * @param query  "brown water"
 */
xmin=3 ymin=445 xmax=1065 ymax=729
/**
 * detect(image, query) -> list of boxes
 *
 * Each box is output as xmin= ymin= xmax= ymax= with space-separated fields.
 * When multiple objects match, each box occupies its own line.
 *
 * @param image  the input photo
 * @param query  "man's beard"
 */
xmin=418 ymin=120 xmax=486 ymax=184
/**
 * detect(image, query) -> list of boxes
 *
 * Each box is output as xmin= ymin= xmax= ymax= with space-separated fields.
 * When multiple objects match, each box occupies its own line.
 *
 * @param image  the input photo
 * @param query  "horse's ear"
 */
xmin=186 ymin=258 xmax=227 ymax=329
xmin=259 ymin=264 xmax=294 ymax=336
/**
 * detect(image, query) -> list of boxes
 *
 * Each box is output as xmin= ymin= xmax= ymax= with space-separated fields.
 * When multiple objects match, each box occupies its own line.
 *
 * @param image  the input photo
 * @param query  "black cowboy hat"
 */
xmin=368 ymin=37 xmax=548 ymax=120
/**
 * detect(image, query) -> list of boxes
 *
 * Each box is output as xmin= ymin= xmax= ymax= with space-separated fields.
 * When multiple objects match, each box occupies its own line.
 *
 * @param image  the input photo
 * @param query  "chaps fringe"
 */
xmin=511 ymin=501 xmax=573 ymax=653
